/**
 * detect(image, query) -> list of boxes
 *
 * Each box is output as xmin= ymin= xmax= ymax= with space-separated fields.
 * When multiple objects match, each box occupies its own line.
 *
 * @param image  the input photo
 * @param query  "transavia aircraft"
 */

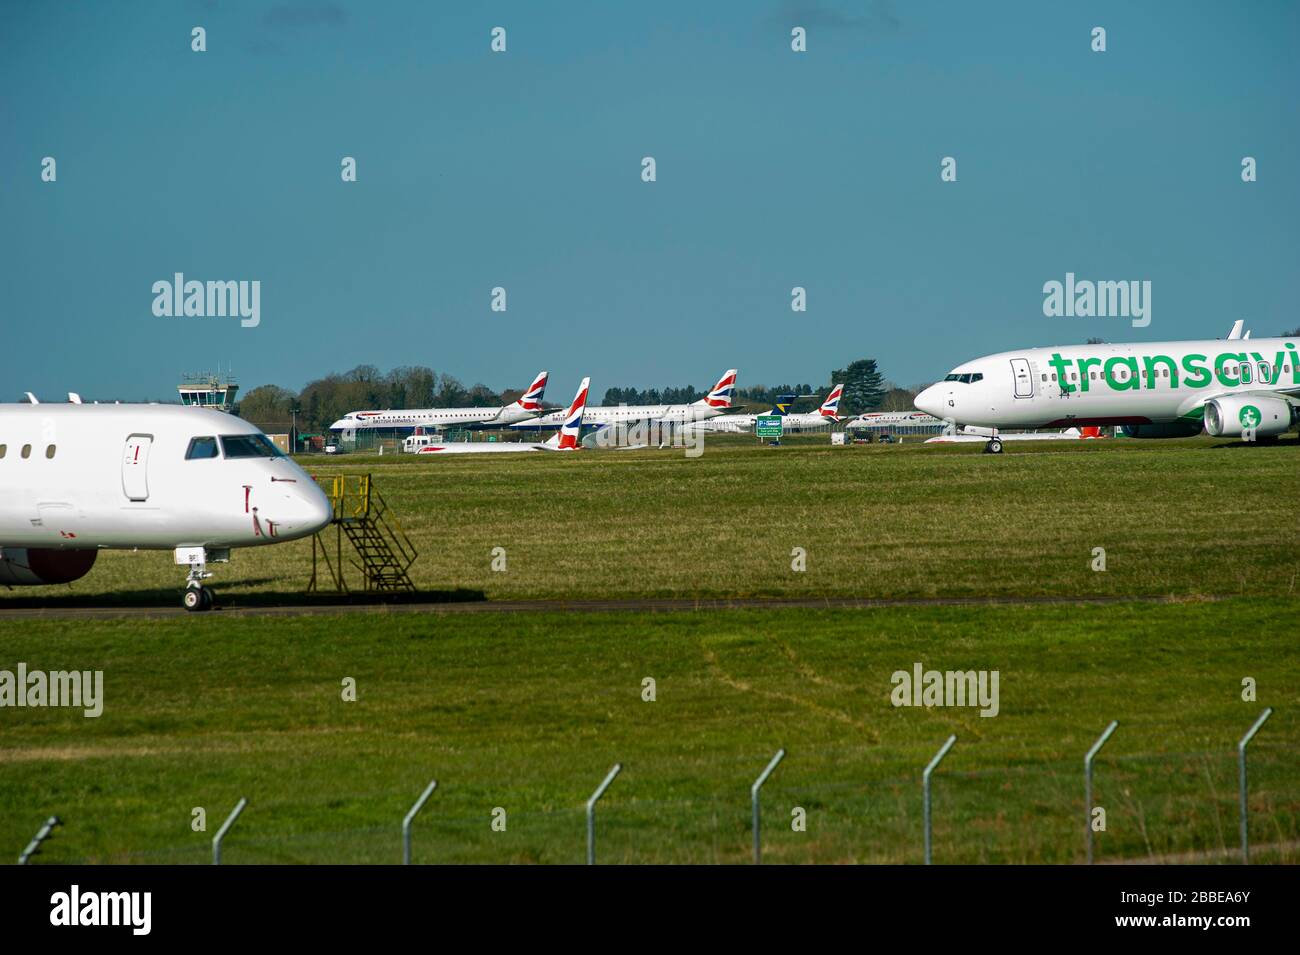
xmin=414 ymin=378 xmax=590 ymax=454
xmin=0 ymin=402 xmax=332 ymax=610
xmin=330 ymin=371 xmax=549 ymax=434
xmin=511 ymin=369 xmax=738 ymax=430
xmin=915 ymin=333 xmax=1300 ymax=453
xmin=683 ymin=384 xmax=844 ymax=435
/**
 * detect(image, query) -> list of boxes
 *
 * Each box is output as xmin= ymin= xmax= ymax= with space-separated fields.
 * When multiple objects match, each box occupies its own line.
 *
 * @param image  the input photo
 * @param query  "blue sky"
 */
xmin=2 ymin=1 xmax=1297 ymax=401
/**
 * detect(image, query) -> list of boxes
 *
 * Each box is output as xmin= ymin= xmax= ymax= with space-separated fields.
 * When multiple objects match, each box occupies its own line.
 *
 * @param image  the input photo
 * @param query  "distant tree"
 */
xmin=877 ymin=386 xmax=918 ymax=413
xmin=466 ymin=383 xmax=500 ymax=404
xmin=1085 ymin=337 xmax=1107 ymax=345
xmin=830 ymin=359 xmax=886 ymax=416
xmin=386 ymin=366 xmax=437 ymax=408
xmin=434 ymin=373 xmax=469 ymax=407
xmin=237 ymin=384 xmax=296 ymax=429
xmin=1281 ymin=327 xmax=1300 ymax=338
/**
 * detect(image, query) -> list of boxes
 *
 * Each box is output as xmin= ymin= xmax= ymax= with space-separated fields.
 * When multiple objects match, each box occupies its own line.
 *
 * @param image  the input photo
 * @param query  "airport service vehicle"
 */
xmin=330 ymin=371 xmax=549 ymax=435
xmin=683 ymin=384 xmax=844 ymax=435
xmin=511 ymin=369 xmax=737 ymax=431
xmin=915 ymin=335 xmax=1300 ymax=453
xmin=415 ymin=378 xmax=589 ymax=454
xmin=0 ymin=402 xmax=332 ymax=610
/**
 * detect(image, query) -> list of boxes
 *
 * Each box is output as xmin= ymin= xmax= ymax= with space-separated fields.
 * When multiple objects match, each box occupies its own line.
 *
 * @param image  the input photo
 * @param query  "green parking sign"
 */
xmin=756 ymin=415 xmax=783 ymax=439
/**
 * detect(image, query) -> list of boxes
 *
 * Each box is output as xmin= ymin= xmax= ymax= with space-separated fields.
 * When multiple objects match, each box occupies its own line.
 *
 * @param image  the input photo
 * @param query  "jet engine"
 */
xmin=1204 ymin=395 xmax=1295 ymax=439
xmin=1120 ymin=420 xmax=1203 ymax=439
xmin=0 ymin=548 xmax=98 ymax=586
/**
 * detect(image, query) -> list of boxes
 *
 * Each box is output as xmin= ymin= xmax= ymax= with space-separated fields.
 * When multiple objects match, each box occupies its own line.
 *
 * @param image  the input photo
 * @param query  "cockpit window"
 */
xmin=186 ymin=436 xmax=220 ymax=460
xmin=219 ymin=434 xmax=285 ymax=459
xmin=943 ymin=373 xmax=983 ymax=384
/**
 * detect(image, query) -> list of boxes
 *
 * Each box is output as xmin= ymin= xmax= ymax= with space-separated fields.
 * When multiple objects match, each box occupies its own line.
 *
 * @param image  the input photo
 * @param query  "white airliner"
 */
xmin=511 ymin=369 xmax=738 ymax=430
xmin=414 ymin=378 xmax=590 ymax=454
xmin=915 ymin=332 xmax=1300 ymax=452
xmin=0 ymin=403 xmax=332 ymax=610
xmin=683 ymin=384 xmax=844 ymax=434
xmin=845 ymin=410 xmax=945 ymax=431
xmin=330 ymin=371 xmax=549 ymax=434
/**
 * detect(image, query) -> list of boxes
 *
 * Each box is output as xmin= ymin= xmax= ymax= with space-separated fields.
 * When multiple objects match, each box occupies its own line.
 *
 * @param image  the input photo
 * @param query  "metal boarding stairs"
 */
xmin=308 ymin=474 xmax=418 ymax=594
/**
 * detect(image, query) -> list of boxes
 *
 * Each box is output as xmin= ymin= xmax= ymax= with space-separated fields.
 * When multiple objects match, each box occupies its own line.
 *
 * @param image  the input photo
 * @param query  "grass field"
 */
xmin=1 ymin=438 xmax=1296 ymax=864
xmin=3 ymin=435 xmax=1298 ymax=607
xmin=1 ymin=600 xmax=1295 ymax=864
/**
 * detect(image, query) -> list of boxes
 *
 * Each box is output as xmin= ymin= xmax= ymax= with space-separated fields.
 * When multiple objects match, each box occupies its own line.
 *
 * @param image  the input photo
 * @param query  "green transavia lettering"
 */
xmin=1047 ymin=344 xmax=1300 ymax=394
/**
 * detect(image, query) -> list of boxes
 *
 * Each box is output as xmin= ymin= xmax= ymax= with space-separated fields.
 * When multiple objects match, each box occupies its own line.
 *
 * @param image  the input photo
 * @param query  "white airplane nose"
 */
xmin=915 ymin=386 xmax=943 ymax=418
xmin=302 ymin=484 xmax=334 ymax=534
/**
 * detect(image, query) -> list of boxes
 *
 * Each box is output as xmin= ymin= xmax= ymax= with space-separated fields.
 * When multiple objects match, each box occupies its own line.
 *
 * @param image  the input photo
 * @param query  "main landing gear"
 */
xmin=983 ymin=437 xmax=1004 ymax=454
xmin=175 ymin=546 xmax=228 ymax=612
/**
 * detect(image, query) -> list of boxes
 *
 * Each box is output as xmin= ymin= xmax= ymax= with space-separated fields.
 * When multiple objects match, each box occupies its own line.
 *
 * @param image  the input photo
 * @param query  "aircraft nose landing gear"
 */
xmin=983 ymin=437 xmax=1004 ymax=454
xmin=175 ymin=546 xmax=228 ymax=612
xmin=183 ymin=584 xmax=213 ymax=612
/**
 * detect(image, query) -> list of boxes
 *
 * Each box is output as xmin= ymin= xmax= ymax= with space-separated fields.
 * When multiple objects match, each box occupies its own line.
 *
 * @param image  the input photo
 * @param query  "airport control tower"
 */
xmin=177 ymin=371 xmax=239 ymax=411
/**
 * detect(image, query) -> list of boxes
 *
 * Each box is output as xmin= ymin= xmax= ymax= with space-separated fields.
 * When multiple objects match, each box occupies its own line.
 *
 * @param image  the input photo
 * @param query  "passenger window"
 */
xmin=1241 ymin=363 xmax=1252 ymax=384
xmin=1260 ymin=362 xmax=1272 ymax=382
xmin=45 ymin=444 xmax=56 ymax=459
xmin=21 ymin=444 xmax=32 ymax=459
xmin=186 ymin=436 xmax=220 ymax=460
xmin=0 ymin=444 xmax=6 ymax=458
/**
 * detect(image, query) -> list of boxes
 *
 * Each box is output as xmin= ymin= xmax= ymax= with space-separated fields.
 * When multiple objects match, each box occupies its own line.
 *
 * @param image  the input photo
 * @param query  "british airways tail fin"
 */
xmin=542 ymin=377 xmax=590 ymax=450
xmin=818 ymin=383 xmax=845 ymax=419
xmin=510 ymin=371 xmax=549 ymax=413
xmin=693 ymin=369 xmax=737 ymax=410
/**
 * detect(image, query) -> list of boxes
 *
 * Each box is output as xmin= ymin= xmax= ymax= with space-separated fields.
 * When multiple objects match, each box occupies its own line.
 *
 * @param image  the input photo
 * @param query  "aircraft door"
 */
xmin=1010 ymin=358 xmax=1033 ymax=399
xmin=122 ymin=434 xmax=153 ymax=501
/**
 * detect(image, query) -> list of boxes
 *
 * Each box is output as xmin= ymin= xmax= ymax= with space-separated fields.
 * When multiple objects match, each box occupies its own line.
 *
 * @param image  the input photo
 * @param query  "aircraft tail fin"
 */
xmin=695 ymin=369 xmax=738 ymax=410
xmin=818 ymin=384 xmax=845 ymax=419
xmin=544 ymin=377 xmax=590 ymax=450
xmin=511 ymin=371 xmax=549 ymax=413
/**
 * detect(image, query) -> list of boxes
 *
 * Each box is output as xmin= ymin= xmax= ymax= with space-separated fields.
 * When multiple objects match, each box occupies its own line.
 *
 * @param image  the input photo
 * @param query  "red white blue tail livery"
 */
xmin=513 ymin=371 xmax=549 ymax=413
xmin=699 ymin=369 xmax=738 ymax=410
xmin=553 ymin=377 xmax=590 ymax=450
xmin=818 ymin=384 xmax=844 ymax=419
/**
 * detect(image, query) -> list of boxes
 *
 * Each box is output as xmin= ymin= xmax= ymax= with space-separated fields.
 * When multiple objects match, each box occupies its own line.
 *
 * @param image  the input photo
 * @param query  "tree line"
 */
xmin=238 ymin=365 xmax=512 ymax=434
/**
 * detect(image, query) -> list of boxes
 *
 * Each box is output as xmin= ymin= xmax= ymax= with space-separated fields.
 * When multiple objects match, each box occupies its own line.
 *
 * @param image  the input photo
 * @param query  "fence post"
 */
xmin=17 ymin=816 xmax=60 ymax=865
xmin=1238 ymin=708 xmax=1273 ymax=864
xmin=1084 ymin=720 xmax=1119 ymax=865
xmin=586 ymin=764 xmax=622 ymax=865
xmin=212 ymin=797 xmax=247 ymax=865
xmin=923 ymin=735 xmax=956 ymax=865
xmin=751 ymin=749 xmax=786 ymax=865
xmin=402 ymin=779 xmax=438 ymax=865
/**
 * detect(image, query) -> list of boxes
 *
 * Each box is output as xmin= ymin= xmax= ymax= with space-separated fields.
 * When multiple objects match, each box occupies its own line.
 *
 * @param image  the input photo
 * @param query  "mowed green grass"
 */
xmin=1 ymin=600 xmax=1295 ymax=864
xmin=6 ymin=435 xmax=1299 ymax=607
